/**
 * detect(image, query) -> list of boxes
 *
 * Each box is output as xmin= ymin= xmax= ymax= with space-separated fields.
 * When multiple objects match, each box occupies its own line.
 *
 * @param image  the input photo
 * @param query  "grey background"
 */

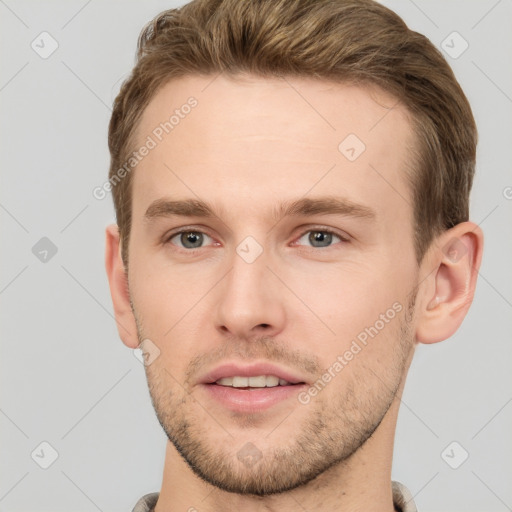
xmin=1 ymin=1 xmax=511 ymax=511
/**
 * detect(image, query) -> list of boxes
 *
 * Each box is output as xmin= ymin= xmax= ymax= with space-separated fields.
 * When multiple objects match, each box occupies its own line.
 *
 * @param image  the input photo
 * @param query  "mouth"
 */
xmin=199 ymin=363 xmax=308 ymax=413
xmin=212 ymin=375 xmax=304 ymax=389
xmin=200 ymin=362 xmax=308 ymax=387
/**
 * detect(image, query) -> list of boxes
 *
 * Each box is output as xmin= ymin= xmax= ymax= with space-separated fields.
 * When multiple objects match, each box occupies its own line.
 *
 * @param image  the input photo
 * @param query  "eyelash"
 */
xmin=163 ymin=226 xmax=350 ymax=251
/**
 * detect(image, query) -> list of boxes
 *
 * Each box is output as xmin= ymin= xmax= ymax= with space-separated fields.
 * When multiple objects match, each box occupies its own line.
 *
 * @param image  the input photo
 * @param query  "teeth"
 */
xmin=233 ymin=376 xmax=249 ymax=387
xmin=215 ymin=375 xmax=291 ymax=387
xmin=248 ymin=375 xmax=267 ymax=387
xmin=266 ymin=375 xmax=279 ymax=387
xmin=216 ymin=377 xmax=234 ymax=386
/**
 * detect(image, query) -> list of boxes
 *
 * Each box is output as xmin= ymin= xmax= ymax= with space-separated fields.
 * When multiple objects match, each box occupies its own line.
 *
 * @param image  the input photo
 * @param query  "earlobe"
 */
xmin=416 ymin=222 xmax=484 ymax=344
xmin=104 ymin=224 xmax=139 ymax=348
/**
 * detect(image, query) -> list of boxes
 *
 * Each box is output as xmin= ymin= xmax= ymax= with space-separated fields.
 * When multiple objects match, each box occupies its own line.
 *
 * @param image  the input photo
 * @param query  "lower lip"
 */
xmin=201 ymin=383 xmax=307 ymax=413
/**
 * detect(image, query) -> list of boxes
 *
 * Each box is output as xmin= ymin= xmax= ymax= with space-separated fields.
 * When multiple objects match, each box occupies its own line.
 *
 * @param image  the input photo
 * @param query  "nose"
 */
xmin=213 ymin=245 xmax=286 ymax=340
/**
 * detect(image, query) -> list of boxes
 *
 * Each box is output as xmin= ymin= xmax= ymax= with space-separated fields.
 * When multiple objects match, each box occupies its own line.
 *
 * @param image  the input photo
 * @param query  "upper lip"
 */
xmin=199 ymin=362 xmax=308 ymax=385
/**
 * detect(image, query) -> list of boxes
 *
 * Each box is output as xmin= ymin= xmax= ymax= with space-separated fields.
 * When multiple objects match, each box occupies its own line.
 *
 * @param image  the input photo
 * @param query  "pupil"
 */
xmin=182 ymin=232 xmax=202 ymax=248
xmin=310 ymin=231 xmax=331 ymax=247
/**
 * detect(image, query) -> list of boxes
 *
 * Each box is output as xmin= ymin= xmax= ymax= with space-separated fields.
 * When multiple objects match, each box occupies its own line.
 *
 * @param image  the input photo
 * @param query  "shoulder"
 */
xmin=131 ymin=492 xmax=160 ymax=512
xmin=392 ymin=480 xmax=418 ymax=512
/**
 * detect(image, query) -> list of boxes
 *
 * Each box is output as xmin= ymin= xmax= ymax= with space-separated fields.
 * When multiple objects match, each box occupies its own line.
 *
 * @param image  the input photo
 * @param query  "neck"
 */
xmin=154 ymin=392 xmax=402 ymax=512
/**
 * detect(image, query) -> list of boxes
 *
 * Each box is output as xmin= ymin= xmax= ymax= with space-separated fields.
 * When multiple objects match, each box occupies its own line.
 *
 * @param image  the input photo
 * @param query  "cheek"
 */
xmin=128 ymin=260 xmax=215 ymax=370
xmin=283 ymin=259 xmax=404 ymax=332
xmin=129 ymin=245 xmax=208 ymax=327
xmin=279 ymin=259 xmax=412 ymax=381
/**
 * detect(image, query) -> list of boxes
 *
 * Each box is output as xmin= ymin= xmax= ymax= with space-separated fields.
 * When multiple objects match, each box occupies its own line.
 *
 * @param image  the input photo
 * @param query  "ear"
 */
xmin=415 ymin=222 xmax=484 ymax=344
xmin=105 ymin=224 xmax=139 ymax=348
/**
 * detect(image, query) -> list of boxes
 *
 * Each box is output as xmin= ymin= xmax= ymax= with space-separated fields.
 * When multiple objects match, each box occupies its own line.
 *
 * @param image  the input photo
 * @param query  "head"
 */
xmin=105 ymin=0 xmax=483 ymax=497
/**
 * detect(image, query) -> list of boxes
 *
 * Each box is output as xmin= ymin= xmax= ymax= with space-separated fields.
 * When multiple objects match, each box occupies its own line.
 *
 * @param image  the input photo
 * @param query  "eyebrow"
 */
xmin=143 ymin=196 xmax=376 ymax=223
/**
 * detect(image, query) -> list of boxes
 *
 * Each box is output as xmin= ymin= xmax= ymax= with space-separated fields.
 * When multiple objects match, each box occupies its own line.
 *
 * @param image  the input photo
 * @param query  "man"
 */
xmin=104 ymin=0 xmax=483 ymax=510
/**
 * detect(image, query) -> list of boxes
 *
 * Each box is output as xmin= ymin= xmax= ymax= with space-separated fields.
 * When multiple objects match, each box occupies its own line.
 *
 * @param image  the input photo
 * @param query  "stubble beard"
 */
xmin=135 ymin=300 xmax=415 ymax=496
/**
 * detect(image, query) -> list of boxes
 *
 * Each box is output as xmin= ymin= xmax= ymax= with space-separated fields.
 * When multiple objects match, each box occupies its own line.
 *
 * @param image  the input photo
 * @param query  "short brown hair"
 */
xmin=108 ymin=0 xmax=477 ymax=266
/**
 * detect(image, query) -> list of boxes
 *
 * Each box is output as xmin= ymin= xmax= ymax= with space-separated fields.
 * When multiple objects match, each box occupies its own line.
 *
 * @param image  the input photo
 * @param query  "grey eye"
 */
xmin=297 ymin=230 xmax=341 ymax=248
xmin=170 ymin=231 xmax=212 ymax=249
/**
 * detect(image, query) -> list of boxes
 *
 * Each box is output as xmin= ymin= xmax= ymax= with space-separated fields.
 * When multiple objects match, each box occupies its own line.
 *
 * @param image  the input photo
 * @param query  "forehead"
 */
xmin=131 ymin=74 xmax=416 ymax=231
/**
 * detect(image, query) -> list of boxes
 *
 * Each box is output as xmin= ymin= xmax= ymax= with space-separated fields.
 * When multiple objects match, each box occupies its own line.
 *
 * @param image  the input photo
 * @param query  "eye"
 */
xmin=167 ymin=230 xmax=214 ymax=250
xmin=295 ymin=229 xmax=347 ymax=248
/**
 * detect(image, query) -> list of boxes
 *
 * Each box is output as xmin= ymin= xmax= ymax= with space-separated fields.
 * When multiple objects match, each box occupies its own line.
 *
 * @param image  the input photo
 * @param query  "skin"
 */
xmin=105 ymin=74 xmax=483 ymax=512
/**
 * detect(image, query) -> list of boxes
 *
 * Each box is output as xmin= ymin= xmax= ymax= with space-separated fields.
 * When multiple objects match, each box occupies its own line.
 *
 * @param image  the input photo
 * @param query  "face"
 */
xmin=127 ymin=74 xmax=420 ymax=495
